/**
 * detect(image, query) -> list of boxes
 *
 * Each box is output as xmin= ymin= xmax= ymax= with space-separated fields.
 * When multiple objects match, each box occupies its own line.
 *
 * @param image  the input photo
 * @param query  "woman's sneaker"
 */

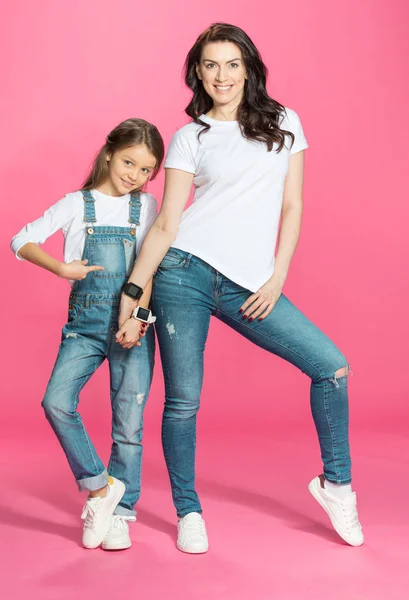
xmin=308 ymin=475 xmax=364 ymax=546
xmin=177 ymin=512 xmax=209 ymax=554
xmin=102 ymin=515 xmax=135 ymax=550
xmin=81 ymin=477 xmax=125 ymax=549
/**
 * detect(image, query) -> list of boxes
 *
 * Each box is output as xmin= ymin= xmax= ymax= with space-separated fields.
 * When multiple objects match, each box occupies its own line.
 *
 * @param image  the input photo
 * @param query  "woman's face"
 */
xmin=196 ymin=42 xmax=247 ymax=112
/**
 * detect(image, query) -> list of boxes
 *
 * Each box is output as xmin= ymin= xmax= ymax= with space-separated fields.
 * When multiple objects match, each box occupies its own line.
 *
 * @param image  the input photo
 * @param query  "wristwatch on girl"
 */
xmin=132 ymin=306 xmax=156 ymax=324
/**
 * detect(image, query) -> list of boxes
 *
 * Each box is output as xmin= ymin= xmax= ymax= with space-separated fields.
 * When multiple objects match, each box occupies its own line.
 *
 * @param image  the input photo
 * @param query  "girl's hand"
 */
xmin=59 ymin=259 xmax=104 ymax=280
xmin=239 ymin=273 xmax=286 ymax=322
xmin=116 ymin=318 xmax=148 ymax=349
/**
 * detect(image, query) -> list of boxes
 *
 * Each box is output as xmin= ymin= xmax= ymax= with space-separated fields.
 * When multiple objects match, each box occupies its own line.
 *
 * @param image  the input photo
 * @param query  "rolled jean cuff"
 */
xmin=177 ymin=508 xmax=203 ymax=519
xmin=76 ymin=470 xmax=109 ymax=492
xmin=114 ymin=505 xmax=136 ymax=519
xmin=324 ymin=475 xmax=352 ymax=485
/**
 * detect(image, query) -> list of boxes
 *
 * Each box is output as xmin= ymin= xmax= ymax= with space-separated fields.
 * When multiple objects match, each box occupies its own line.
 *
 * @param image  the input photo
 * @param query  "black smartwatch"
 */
xmin=121 ymin=282 xmax=144 ymax=300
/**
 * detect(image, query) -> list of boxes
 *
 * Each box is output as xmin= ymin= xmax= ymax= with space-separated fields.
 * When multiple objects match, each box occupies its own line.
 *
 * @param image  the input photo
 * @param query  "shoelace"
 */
xmin=183 ymin=518 xmax=206 ymax=538
xmin=81 ymin=497 xmax=102 ymax=529
xmin=109 ymin=515 xmax=129 ymax=533
xmin=341 ymin=495 xmax=361 ymax=530
xmin=107 ymin=515 xmax=136 ymax=534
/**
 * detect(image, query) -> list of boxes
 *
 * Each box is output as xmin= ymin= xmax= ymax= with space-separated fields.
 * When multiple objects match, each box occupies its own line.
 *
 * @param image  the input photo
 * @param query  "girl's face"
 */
xmin=196 ymin=42 xmax=247 ymax=114
xmin=101 ymin=144 xmax=157 ymax=196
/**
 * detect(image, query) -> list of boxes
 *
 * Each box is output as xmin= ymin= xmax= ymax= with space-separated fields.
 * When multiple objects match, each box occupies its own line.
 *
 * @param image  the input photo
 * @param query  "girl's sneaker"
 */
xmin=102 ymin=515 xmax=136 ymax=550
xmin=81 ymin=477 xmax=125 ymax=549
xmin=308 ymin=475 xmax=364 ymax=546
xmin=177 ymin=512 xmax=209 ymax=553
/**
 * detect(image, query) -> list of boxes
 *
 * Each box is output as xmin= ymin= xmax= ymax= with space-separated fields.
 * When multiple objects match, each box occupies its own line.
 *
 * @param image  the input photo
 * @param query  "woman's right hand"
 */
xmin=58 ymin=259 xmax=104 ymax=280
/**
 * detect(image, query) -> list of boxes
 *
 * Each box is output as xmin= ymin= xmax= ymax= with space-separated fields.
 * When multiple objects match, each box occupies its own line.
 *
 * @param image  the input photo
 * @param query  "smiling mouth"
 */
xmin=121 ymin=178 xmax=135 ymax=188
xmin=214 ymin=85 xmax=233 ymax=92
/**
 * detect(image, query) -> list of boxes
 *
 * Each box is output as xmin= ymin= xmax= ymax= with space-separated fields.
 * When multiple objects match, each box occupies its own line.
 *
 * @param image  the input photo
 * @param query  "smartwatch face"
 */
xmin=128 ymin=283 xmax=140 ymax=295
xmin=137 ymin=307 xmax=150 ymax=322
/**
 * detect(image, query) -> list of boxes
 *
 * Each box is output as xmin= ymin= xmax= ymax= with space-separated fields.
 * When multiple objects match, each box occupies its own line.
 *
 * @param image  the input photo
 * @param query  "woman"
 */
xmin=118 ymin=23 xmax=363 ymax=552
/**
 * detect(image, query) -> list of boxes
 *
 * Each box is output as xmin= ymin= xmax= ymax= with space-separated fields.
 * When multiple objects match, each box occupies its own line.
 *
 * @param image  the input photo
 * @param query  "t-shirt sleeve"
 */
xmin=10 ymin=193 xmax=76 ymax=260
xmin=164 ymin=127 xmax=197 ymax=174
xmin=144 ymin=195 xmax=158 ymax=230
xmin=136 ymin=193 xmax=158 ymax=254
xmin=286 ymin=109 xmax=309 ymax=155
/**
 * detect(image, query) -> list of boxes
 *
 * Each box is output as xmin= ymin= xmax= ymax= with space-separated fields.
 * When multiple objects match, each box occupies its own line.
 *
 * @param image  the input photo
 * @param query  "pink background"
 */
xmin=2 ymin=0 xmax=408 ymax=431
xmin=1 ymin=1 xmax=409 ymax=598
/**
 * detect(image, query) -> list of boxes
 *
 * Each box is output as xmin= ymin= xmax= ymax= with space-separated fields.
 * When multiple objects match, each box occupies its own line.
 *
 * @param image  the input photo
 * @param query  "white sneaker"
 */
xmin=102 ymin=515 xmax=135 ymax=550
xmin=81 ymin=476 xmax=125 ymax=549
xmin=177 ymin=512 xmax=209 ymax=554
xmin=308 ymin=475 xmax=364 ymax=546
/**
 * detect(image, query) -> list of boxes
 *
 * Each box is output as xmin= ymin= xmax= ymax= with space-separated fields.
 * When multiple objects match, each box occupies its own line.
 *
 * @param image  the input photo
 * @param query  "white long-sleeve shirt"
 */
xmin=11 ymin=189 xmax=158 ymax=272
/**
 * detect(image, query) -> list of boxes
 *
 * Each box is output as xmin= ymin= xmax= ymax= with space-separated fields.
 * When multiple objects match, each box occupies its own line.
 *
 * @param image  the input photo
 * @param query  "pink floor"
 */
xmin=2 ymin=426 xmax=408 ymax=600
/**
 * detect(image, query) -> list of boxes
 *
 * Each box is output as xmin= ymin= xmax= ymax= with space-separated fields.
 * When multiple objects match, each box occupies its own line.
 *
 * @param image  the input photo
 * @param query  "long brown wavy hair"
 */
xmin=184 ymin=23 xmax=294 ymax=152
xmin=82 ymin=118 xmax=164 ymax=190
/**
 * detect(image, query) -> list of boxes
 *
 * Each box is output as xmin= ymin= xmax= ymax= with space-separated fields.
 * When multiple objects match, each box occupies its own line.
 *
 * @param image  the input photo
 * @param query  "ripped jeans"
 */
xmin=152 ymin=249 xmax=351 ymax=518
xmin=42 ymin=297 xmax=155 ymax=517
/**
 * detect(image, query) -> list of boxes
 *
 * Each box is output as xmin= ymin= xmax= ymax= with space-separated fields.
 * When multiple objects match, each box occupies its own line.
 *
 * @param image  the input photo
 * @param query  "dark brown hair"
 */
xmin=184 ymin=23 xmax=294 ymax=152
xmin=82 ymin=118 xmax=164 ymax=190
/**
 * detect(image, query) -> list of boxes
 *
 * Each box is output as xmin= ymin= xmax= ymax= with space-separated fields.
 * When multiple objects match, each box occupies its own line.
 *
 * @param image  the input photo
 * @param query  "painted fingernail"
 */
xmin=258 ymin=318 xmax=263 ymax=322
xmin=239 ymin=309 xmax=243 ymax=314
xmin=249 ymin=317 xmax=254 ymax=322
xmin=242 ymin=314 xmax=247 ymax=319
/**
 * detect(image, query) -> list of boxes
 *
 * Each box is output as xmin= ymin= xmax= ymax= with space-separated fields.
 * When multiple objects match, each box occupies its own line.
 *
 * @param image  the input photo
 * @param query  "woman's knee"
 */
xmin=163 ymin=395 xmax=200 ymax=420
xmin=334 ymin=365 xmax=348 ymax=379
xmin=314 ymin=353 xmax=350 ymax=384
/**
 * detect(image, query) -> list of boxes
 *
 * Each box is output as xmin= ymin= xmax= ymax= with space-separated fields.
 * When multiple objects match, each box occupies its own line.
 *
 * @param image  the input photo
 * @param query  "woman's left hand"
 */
xmin=239 ymin=273 xmax=285 ymax=321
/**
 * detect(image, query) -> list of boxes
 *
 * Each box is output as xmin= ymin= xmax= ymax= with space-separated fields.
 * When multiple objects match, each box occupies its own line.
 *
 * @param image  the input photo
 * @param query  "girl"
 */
xmin=11 ymin=118 xmax=164 ymax=550
xmin=117 ymin=25 xmax=364 ymax=552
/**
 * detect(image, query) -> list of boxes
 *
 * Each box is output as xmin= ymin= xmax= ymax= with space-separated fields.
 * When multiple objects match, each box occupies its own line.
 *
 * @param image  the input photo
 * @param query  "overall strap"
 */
xmin=82 ymin=190 xmax=97 ymax=224
xmin=129 ymin=193 xmax=142 ymax=233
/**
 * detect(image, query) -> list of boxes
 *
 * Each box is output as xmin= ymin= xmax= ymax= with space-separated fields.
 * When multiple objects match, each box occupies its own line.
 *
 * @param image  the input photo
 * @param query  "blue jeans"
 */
xmin=152 ymin=248 xmax=351 ymax=518
xmin=42 ymin=296 xmax=155 ymax=517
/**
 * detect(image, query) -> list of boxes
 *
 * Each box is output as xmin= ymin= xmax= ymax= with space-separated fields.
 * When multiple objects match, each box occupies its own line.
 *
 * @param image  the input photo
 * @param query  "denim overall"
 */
xmin=42 ymin=190 xmax=155 ymax=517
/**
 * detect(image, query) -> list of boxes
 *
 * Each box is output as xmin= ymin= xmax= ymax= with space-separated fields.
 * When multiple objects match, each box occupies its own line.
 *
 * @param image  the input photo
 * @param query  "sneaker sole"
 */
xmin=176 ymin=541 xmax=209 ymax=554
xmin=308 ymin=478 xmax=364 ymax=547
xmin=83 ymin=480 xmax=126 ymax=549
xmin=102 ymin=540 xmax=132 ymax=551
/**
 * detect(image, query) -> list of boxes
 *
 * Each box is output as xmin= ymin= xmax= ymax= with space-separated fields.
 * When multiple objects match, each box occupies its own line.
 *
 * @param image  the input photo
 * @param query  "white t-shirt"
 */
xmin=164 ymin=108 xmax=308 ymax=292
xmin=11 ymin=189 xmax=158 ymax=283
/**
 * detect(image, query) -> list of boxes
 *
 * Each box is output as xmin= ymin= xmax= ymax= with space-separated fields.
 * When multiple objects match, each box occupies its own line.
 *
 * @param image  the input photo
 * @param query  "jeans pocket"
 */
xmin=67 ymin=300 xmax=85 ymax=323
xmin=157 ymin=249 xmax=187 ymax=270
